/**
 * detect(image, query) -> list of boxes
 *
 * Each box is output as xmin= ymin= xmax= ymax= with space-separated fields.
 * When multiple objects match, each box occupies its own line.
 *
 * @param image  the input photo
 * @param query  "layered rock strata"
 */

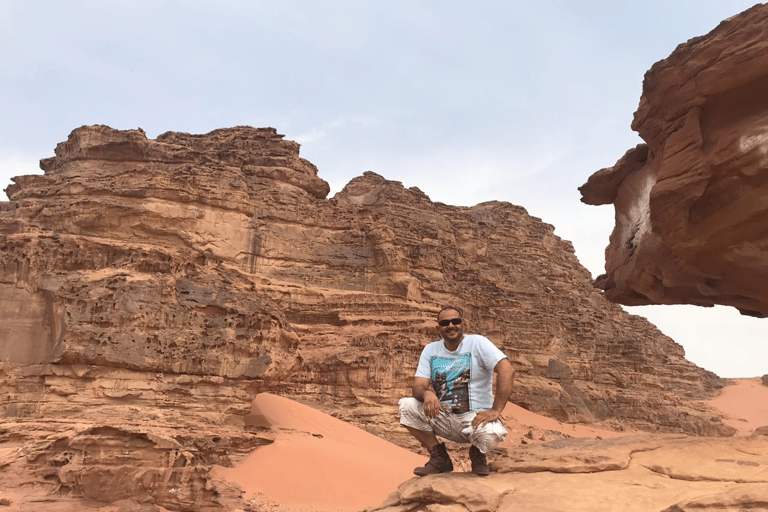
xmin=1 ymin=124 xmax=734 ymax=508
xmin=580 ymin=3 xmax=768 ymax=317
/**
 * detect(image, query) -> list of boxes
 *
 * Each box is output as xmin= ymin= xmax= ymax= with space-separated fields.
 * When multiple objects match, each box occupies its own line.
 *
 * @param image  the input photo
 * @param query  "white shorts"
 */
xmin=398 ymin=396 xmax=507 ymax=454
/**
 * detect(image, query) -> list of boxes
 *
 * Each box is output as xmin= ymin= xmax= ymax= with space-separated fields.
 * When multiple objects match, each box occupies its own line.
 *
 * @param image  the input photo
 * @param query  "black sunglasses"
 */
xmin=437 ymin=318 xmax=464 ymax=327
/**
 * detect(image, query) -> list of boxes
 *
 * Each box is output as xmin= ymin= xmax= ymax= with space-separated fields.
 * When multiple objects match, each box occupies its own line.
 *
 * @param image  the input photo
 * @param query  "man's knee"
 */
xmin=470 ymin=421 xmax=507 ymax=453
xmin=471 ymin=434 xmax=501 ymax=453
xmin=398 ymin=396 xmax=422 ymax=417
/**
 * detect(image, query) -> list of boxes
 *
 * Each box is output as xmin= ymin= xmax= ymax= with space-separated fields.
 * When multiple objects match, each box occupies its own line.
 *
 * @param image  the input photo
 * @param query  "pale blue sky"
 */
xmin=1 ymin=1 xmax=764 ymax=377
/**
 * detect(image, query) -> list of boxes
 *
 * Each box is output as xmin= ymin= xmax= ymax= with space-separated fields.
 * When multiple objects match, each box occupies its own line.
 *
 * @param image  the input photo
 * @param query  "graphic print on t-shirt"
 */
xmin=430 ymin=353 xmax=471 ymax=413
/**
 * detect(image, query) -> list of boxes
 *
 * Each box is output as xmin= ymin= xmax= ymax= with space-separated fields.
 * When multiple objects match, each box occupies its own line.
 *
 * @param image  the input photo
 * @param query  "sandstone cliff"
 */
xmin=580 ymin=3 xmax=768 ymax=318
xmin=1 ymin=124 xmax=732 ymax=508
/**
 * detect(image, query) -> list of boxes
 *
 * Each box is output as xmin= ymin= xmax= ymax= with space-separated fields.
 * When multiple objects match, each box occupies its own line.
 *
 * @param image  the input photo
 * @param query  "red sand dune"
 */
xmin=212 ymin=394 xmax=424 ymax=511
xmin=213 ymin=379 xmax=768 ymax=511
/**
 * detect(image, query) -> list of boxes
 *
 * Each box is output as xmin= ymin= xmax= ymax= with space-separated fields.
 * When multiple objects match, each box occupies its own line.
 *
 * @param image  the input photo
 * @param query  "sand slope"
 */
xmin=212 ymin=393 xmax=424 ymax=511
xmin=708 ymin=377 xmax=768 ymax=435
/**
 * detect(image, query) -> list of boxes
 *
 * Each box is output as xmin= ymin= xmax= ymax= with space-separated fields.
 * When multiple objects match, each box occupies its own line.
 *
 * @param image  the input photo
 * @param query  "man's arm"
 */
xmin=471 ymin=358 xmax=515 ymax=428
xmin=413 ymin=376 xmax=444 ymax=418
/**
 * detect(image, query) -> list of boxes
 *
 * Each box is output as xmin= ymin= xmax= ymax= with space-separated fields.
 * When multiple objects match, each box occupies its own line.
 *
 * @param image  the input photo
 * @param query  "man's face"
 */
xmin=436 ymin=309 xmax=465 ymax=345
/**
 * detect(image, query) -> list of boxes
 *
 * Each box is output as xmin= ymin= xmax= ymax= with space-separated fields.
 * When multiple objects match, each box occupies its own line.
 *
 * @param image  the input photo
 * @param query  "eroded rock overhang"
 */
xmin=580 ymin=3 xmax=768 ymax=318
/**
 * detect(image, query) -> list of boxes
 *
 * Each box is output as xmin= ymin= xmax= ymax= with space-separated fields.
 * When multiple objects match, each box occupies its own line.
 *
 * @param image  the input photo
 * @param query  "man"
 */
xmin=399 ymin=306 xmax=515 ymax=476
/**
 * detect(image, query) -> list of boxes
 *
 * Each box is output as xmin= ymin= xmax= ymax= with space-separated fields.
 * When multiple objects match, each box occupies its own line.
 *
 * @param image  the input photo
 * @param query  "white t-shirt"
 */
xmin=415 ymin=334 xmax=508 ymax=413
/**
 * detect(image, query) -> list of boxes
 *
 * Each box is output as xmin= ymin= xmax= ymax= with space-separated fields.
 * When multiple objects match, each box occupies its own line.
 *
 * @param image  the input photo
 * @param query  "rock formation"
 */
xmin=580 ymin=3 xmax=768 ymax=318
xmin=0 ymin=124 xmax=734 ymax=509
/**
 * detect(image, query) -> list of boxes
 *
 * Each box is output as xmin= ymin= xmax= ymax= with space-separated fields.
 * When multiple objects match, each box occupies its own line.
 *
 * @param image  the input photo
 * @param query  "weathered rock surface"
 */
xmin=0 ymin=421 xmax=268 ymax=511
xmin=580 ymin=3 xmax=768 ymax=317
xmin=0 ymin=124 xmax=736 ymax=508
xmin=371 ymin=433 xmax=768 ymax=512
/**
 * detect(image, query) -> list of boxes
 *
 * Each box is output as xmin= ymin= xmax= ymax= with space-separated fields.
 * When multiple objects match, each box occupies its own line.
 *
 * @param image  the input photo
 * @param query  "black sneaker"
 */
xmin=469 ymin=445 xmax=490 ymax=476
xmin=413 ymin=442 xmax=454 ymax=476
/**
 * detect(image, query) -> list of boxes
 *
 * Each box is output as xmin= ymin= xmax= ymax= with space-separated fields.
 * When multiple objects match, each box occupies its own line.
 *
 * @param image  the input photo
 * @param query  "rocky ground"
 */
xmin=375 ymin=433 xmax=768 ymax=512
xmin=373 ymin=378 xmax=768 ymax=512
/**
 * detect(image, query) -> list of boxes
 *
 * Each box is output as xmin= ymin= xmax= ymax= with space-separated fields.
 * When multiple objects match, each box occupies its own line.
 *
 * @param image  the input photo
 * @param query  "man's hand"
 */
xmin=413 ymin=377 xmax=445 ymax=418
xmin=472 ymin=409 xmax=502 ymax=428
xmin=422 ymin=390 xmax=445 ymax=418
xmin=473 ymin=358 xmax=514 ymax=428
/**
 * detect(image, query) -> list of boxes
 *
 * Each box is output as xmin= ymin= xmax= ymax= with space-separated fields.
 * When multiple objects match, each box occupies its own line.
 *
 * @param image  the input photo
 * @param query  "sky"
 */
xmin=1 ymin=1 xmax=765 ymax=378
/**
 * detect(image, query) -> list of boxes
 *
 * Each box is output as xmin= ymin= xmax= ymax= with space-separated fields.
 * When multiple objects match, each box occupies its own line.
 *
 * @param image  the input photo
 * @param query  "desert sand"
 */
xmin=708 ymin=377 xmax=768 ymax=435
xmin=211 ymin=394 xmax=424 ymax=512
xmin=212 ymin=378 xmax=768 ymax=512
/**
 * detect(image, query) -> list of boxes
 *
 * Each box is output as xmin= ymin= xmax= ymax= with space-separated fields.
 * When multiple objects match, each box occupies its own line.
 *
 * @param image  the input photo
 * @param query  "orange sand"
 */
xmin=500 ymin=401 xmax=631 ymax=443
xmin=708 ymin=377 xmax=768 ymax=435
xmin=213 ymin=379 xmax=768 ymax=511
xmin=212 ymin=394 xmax=424 ymax=511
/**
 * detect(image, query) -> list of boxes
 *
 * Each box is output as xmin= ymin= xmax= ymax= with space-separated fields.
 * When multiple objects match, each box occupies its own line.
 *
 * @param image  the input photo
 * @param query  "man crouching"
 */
xmin=399 ymin=306 xmax=515 ymax=476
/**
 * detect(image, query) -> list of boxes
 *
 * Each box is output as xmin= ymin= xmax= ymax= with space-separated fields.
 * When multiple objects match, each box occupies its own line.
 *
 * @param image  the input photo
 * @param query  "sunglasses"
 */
xmin=437 ymin=318 xmax=464 ymax=327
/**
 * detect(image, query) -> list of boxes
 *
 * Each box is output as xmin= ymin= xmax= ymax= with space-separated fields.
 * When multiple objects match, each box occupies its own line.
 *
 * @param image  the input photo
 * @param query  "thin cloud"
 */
xmin=294 ymin=116 xmax=379 ymax=144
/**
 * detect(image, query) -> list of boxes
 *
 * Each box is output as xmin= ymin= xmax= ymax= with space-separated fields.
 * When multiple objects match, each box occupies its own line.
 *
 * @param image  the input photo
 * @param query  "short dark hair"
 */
xmin=437 ymin=306 xmax=463 ymax=320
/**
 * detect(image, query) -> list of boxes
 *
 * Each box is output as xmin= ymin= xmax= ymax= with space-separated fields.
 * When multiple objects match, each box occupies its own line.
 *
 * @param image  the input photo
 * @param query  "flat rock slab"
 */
xmin=493 ymin=434 xmax=680 ymax=474
xmin=370 ymin=433 xmax=768 ymax=512
xmin=633 ymin=435 xmax=768 ymax=483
